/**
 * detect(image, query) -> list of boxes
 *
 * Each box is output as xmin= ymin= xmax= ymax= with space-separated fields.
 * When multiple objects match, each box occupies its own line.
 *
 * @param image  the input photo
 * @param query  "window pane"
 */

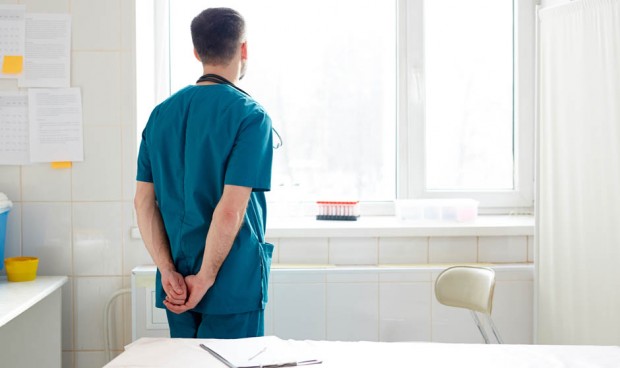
xmin=424 ymin=0 xmax=513 ymax=190
xmin=169 ymin=1 xmax=397 ymax=201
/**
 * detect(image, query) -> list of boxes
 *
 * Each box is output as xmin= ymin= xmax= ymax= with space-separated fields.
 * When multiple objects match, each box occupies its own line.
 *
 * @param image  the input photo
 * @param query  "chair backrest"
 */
xmin=435 ymin=266 xmax=496 ymax=315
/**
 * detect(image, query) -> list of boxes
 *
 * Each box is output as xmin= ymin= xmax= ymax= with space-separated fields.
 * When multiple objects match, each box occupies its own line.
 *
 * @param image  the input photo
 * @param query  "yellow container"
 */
xmin=4 ymin=256 xmax=39 ymax=282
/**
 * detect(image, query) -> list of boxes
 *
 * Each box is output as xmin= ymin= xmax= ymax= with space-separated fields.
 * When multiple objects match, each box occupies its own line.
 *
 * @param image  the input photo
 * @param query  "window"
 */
xmin=169 ymin=0 xmax=397 ymax=204
xmin=402 ymin=0 xmax=535 ymax=209
xmin=136 ymin=0 xmax=535 ymax=213
xmin=425 ymin=0 xmax=514 ymax=190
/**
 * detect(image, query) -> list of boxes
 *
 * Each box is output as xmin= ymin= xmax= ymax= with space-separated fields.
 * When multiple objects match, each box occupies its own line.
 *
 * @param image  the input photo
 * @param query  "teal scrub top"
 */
xmin=137 ymin=84 xmax=274 ymax=315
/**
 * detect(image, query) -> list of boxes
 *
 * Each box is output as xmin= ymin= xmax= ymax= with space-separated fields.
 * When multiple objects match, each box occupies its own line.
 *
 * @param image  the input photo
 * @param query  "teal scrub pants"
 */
xmin=165 ymin=309 xmax=264 ymax=339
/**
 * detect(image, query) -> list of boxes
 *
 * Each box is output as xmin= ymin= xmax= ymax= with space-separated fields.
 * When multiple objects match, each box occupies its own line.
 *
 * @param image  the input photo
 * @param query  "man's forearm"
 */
xmin=135 ymin=182 xmax=188 ymax=308
xmin=197 ymin=203 xmax=246 ymax=283
xmin=197 ymin=185 xmax=251 ymax=284
xmin=135 ymin=194 xmax=174 ymax=272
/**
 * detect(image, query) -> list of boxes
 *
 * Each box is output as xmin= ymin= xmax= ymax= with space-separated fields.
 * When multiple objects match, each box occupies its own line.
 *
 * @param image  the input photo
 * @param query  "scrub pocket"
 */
xmin=258 ymin=242 xmax=274 ymax=307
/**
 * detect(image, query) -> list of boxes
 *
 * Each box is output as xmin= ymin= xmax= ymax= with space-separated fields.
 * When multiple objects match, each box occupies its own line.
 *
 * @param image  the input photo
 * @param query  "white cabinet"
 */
xmin=380 ymin=282 xmax=432 ymax=341
xmin=271 ymin=280 xmax=325 ymax=340
xmin=326 ymin=281 xmax=379 ymax=341
xmin=0 ymin=276 xmax=67 ymax=368
xmin=131 ymin=271 xmax=168 ymax=340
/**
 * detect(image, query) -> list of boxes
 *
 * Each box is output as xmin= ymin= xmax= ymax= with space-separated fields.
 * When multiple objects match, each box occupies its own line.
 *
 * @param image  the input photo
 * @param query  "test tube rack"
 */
xmin=316 ymin=201 xmax=360 ymax=221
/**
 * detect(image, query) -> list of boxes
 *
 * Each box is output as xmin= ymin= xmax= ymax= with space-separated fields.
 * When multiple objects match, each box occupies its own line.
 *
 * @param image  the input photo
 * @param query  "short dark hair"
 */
xmin=190 ymin=8 xmax=245 ymax=65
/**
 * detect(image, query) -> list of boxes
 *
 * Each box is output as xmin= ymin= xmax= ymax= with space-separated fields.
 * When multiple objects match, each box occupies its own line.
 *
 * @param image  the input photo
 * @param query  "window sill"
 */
xmin=266 ymin=215 xmax=535 ymax=238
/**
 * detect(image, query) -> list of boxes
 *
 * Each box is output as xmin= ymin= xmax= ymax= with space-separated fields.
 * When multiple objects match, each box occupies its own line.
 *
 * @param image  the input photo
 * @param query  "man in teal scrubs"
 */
xmin=134 ymin=8 xmax=274 ymax=338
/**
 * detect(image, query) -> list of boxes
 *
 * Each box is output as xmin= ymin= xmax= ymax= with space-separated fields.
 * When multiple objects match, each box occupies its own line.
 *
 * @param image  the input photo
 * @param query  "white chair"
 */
xmin=434 ymin=266 xmax=503 ymax=344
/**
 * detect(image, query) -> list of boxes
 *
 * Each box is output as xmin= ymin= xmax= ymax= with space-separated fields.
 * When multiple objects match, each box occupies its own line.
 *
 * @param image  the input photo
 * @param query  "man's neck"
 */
xmin=200 ymin=64 xmax=239 ymax=84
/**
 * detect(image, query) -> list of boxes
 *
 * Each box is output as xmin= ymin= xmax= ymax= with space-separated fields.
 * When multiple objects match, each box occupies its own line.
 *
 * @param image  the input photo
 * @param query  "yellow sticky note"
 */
xmin=1 ymin=55 xmax=24 ymax=74
xmin=51 ymin=161 xmax=72 ymax=169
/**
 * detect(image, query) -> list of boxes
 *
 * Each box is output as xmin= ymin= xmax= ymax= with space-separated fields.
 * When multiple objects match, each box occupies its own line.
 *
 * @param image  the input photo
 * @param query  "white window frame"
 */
xmin=399 ymin=0 xmax=536 ymax=212
xmin=136 ymin=0 xmax=536 ymax=215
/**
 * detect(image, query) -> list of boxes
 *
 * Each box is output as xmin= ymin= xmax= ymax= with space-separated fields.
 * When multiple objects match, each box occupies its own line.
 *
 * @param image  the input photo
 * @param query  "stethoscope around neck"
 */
xmin=197 ymin=73 xmax=283 ymax=149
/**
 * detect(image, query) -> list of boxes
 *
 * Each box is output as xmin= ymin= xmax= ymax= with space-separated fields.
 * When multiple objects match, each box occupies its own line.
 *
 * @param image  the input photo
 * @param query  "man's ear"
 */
xmin=240 ymin=42 xmax=248 ymax=60
xmin=193 ymin=48 xmax=202 ymax=62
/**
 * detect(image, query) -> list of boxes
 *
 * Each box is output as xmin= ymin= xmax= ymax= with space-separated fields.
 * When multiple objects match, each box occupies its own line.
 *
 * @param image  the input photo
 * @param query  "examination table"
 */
xmin=105 ymin=335 xmax=620 ymax=367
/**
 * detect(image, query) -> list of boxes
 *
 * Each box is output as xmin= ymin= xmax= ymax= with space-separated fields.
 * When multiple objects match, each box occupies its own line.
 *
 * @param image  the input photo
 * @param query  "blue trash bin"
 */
xmin=0 ymin=209 xmax=9 ymax=271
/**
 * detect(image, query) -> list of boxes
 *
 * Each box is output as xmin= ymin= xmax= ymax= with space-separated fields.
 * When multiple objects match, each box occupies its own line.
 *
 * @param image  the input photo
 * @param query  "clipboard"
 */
xmin=199 ymin=336 xmax=322 ymax=368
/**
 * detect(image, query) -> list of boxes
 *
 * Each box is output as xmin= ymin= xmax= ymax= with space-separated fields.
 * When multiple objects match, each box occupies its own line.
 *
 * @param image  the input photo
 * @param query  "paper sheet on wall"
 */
xmin=0 ymin=92 xmax=29 ymax=165
xmin=28 ymin=88 xmax=84 ymax=163
xmin=0 ymin=5 xmax=25 ymax=79
xmin=18 ymin=13 xmax=71 ymax=88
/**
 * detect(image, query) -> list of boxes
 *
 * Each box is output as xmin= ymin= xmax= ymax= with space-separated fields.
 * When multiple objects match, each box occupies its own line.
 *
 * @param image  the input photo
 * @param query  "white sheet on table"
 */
xmin=105 ymin=337 xmax=620 ymax=368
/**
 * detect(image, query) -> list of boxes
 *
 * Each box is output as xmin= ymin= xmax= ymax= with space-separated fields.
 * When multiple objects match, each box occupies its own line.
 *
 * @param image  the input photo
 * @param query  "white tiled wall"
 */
xmin=135 ymin=265 xmax=532 ymax=345
xmin=279 ymin=237 xmax=329 ymax=264
xmin=0 ymin=1 xmax=135 ymax=367
xmin=329 ymin=237 xmax=378 ymax=265
xmin=22 ymin=164 xmax=72 ymax=201
xmin=429 ymin=237 xmax=478 ymax=263
xmin=271 ymin=235 xmax=530 ymax=268
xmin=0 ymin=167 xmax=21 ymax=201
xmin=73 ymin=202 xmax=123 ymax=276
xmin=72 ymin=126 xmax=123 ymax=201
xmin=478 ymin=236 xmax=528 ymax=263
xmin=379 ymin=237 xmax=428 ymax=264
xmin=22 ymin=202 xmax=72 ymax=275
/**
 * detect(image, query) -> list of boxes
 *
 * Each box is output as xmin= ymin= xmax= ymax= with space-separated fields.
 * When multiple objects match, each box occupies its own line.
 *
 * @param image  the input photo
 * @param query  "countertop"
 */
xmin=0 ymin=276 xmax=67 ymax=328
xmin=266 ymin=215 xmax=535 ymax=238
xmin=131 ymin=216 xmax=535 ymax=240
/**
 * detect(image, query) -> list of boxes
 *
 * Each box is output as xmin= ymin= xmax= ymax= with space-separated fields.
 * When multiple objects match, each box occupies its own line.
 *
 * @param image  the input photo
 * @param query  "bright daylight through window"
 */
xmin=424 ymin=0 xmax=514 ymax=191
xmin=136 ymin=0 xmax=531 ymax=211
xmin=169 ymin=0 xmax=397 ymax=204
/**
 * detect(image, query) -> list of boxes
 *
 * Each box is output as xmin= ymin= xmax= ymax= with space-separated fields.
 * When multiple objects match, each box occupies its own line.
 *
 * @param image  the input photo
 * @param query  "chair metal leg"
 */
xmin=470 ymin=310 xmax=490 ymax=344
xmin=486 ymin=314 xmax=504 ymax=344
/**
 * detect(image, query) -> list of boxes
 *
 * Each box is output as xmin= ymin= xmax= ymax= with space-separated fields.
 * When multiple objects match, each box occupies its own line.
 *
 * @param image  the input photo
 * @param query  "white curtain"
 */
xmin=537 ymin=0 xmax=620 ymax=345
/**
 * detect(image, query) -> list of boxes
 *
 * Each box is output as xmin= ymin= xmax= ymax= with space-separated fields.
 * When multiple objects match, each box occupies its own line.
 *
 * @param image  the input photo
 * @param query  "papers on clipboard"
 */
xmin=199 ymin=336 xmax=322 ymax=368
